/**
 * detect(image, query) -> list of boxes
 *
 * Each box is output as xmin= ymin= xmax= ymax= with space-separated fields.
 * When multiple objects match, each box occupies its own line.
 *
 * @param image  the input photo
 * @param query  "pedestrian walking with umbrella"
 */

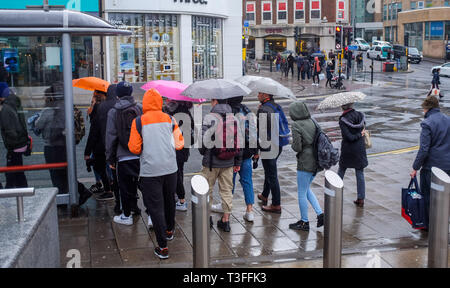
xmin=318 ymin=92 xmax=368 ymax=207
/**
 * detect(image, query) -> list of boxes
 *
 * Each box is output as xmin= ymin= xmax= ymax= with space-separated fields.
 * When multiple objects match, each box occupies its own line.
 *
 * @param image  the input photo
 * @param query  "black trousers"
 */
xmin=261 ymin=147 xmax=282 ymax=206
xmin=140 ymin=172 xmax=177 ymax=248
xmin=420 ymin=169 xmax=450 ymax=229
xmin=288 ymin=65 xmax=294 ymax=77
xmin=176 ymin=157 xmax=186 ymax=200
xmin=44 ymin=145 xmax=68 ymax=194
xmin=93 ymin=152 xmax=111 ymax=192
xmin=312 ymin=72 xmax=320 ymax=84
xmin=117 ymin=159 xmax=140 ymax=217
xmin=326 ymin=77 xmax=332 ymax=88
xmin=5 ymin=151 xmax=27 ymax=188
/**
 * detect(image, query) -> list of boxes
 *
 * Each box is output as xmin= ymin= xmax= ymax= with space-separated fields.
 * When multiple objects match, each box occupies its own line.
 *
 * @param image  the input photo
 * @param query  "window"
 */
xmin=425 ymin=21 xmax=444 ymax=40
xmin=262 ymin=1 xmax=272 ymax=23
xmin=277 ymin=1 xmax=287 ymax=23
xmin=446 ymin=0 xmax=450 ymax=6
xmin=417 ymin=1 xmax=424 ymax=9
xmin=337 ymin=0 xmax=345 ymax=20
xmin=310 ymin=0 xmax=321 ymax=20
xmin=295 ymin=0 xmax=305 ymax=21
xmin=383 ymin=5 xmax=387 ymax=20
xmin=410 ymin=1 xmax=416 ymax=10
xmin=192 ymin=16 xmax=223 ymax=81
xmin=246 ymin=2 xmax=256 ymax=23
xmin=426 ymin=0 xmax=432 ymax=7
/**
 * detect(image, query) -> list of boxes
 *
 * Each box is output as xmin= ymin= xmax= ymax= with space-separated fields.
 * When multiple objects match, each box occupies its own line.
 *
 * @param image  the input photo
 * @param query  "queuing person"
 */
xmin=228 ymin=96 xmax=258 ymax=222
xmin=163 ymin=99 xmax=195 ymax=212
xmin=106 ymin=82 xmax=144 ymax=226
xmin=128 ymin=88 xmax=184 ymax=259
xmin=200 ymin=98 xmax=242 ymax=232
xmin=288 ymin=101 xmax=324 ymax=231
xmin=312 ymin=56 xmax=321 ymax=86
xmin=337 ymin=103 xmax=368 ymax=207
xmin=84 ymin=90 xmax=114 ymax=201
xmin=325 ymin=62 xmax=334 ymax=88
xmin=0 ymin=84 xmax=28 ymax=188
xmin=302 ymin=57 xmax=311 ymax=80
xmin=287 ymin=53 xmax=295 ymax=78
xmin=296 ymin=55 xmax=304 ymax=81
xmin=256 ymin=93 xmax=283 ymax=214
xmin=411 ymin=96 xmax=450 ymax=231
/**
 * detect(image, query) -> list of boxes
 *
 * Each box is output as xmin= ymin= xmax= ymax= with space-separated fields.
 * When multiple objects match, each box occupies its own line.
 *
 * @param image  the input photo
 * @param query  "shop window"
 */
xmin=425 ymin=21 xmax=444 ymax=40
xmin=383 ymin=5 xmax=387 ymax=20
xmin=310 ymin=0 xmax=321 ymax=20
xmin=246 ymin=2 xmax=256 ymax=24
xmin=108 ymin=13 xmax=180 ymax=83
xmin=294 ymin=0 xmax=305 ymax=22
xmin=192 ymin=16 xmax=223 ymax=81
xmin=277 ymin=1 xmax=287 ymax=23
xmin=262 ymin=1 xmax=272 ymax=23
xmin=410 ymin=1 xmax=416 ymax=10
xmin=337 ymin=0 xmax=345 ymax=20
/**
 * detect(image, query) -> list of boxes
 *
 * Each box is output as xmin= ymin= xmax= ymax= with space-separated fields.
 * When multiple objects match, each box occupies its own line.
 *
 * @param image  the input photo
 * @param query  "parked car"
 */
xmin=355 ymin=38 xmax=370 ymax=51
xmin=392 ymin=44 xmax=407 ymax=60
xmin=431 ymin=63 xmax=450 ymax=77
xmin=407 ymin=47 xmax=422 ymax=64
xmin=372 ymin=40 xmax=391 ymax=47
xmin=367 ymin=45 xmax=392 ymax=61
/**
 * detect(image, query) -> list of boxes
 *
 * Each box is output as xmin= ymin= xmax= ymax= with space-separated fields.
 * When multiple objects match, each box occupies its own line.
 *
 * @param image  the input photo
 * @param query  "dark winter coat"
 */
xmin=339 ymin=109 xmax=368 ymax=169
xmin=413 ymin=108 xmax=450 ymax=171
xmin=432 ymin=71 xmax=440 ymax=85
xmin=296 ymin=56 xmax=304 ymax=68
xmin=290 ymin=101 xmax=318 ymax=173
xmin=229 ymin=99 xmax=258 ymax=160
xmin=287 ymin=55 xmax=295 ymax=67
xmin=326 ymin=65 xmax=333 ymax=79
xmin=0 ymin=93 xmax=28 ymax=151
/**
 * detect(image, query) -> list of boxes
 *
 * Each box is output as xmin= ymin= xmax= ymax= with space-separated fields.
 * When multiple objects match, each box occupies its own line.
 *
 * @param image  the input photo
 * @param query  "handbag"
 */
xmin=401 ymin=177 xmax=426 ymax=230
xmin=319 ymin=73 xmax=325 ymax=81
xmin=364 ymin=129 xmax=372 ymax=149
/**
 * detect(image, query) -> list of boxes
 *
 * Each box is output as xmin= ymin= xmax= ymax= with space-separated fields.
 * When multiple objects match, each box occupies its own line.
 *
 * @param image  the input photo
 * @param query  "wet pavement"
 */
xmin=58 ymin=151 xmax=447 ymax=268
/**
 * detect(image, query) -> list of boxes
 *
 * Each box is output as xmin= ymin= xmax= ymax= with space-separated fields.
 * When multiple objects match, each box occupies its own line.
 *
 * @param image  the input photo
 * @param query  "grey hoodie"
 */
xmin=199 ymin=103 xmax=243 ymax=169
xmin=105 ymin=96 xmax=142 ymax=164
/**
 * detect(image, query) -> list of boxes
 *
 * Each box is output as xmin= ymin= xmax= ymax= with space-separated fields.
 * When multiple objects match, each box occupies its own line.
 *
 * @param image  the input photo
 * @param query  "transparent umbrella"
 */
xmin=235 ymin=75 xmax=296 ymax=100
xmin=182 ymin=79 xmax=251 ymax=100
xmin=317 ymin=91 xmax=367 ymax=110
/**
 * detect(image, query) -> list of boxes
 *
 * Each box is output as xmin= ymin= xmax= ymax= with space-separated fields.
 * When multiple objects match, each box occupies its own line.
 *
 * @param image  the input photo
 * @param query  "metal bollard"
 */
xmin=323 ymin=170 xmax=344 ymax=268
xmin=191 ymin=175 xmax=210 ymax=268
xmin=428 ymin=167 xmax=450 ymax=268
xmin=17 ymin=196 xmax=24 ymax=222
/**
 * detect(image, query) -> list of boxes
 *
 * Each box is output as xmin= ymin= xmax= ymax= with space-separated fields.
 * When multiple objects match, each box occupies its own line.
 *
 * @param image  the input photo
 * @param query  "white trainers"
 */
xmin=243 ymin=211 xmax=255 ymax=222
xmin=148 ymin=216 xmax=153 ymax=229
xmin=113 ymin=213 xmax=133 ymax=226
xmin=176 ymin=200 xmax=188 ymax=212
xmin=211 ymin=203 xmax=224 ymax=213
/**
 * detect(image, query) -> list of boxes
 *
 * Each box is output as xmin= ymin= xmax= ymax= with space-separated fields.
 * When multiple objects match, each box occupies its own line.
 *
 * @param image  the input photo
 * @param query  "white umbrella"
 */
xmin=181 ymin=79 xmax=251 ymax=100
xmin=235 ymin=76 xmax=296 ymax=100
xmin=317 ymin=91 xmax=367 ymax=110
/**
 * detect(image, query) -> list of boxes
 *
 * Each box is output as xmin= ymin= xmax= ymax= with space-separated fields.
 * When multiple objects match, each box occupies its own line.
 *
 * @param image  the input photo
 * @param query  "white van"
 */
xmin=355 ymin=38 xmax=370 ymax=51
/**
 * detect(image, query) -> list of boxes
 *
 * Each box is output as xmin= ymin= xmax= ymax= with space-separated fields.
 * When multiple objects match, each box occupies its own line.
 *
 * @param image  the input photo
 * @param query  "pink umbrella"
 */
xmin=141 ymin=80 xmax=206 ymax=103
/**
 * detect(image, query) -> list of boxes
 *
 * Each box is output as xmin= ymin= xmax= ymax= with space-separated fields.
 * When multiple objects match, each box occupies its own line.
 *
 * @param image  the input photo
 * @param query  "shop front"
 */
xmin=105 ymin=0 xmax=241 ymax=84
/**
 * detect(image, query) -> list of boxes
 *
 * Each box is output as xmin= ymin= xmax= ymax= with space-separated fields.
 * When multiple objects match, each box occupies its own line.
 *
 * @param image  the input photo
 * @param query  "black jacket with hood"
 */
xmin=339 ymin=109 xmax=368 ymax=169
xmin=0 ymin=92 xmax=28 ymax=151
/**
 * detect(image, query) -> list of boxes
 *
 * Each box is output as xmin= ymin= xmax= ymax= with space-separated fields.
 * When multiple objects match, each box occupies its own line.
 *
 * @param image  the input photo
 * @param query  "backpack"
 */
xmin=237 ymin=104 xmax=257 ymax=159
xmin=311 ymin=119 xmax=339 ymax=170
xmin=264 ymin=102 xmax=290 ymax=147
xmin=212 ymin=114 xmax=241 ymax=161
xmin=116 ymin=104 xmax=142 ymax=149
xmin=74 ymin=107 xmax=85 ymax=145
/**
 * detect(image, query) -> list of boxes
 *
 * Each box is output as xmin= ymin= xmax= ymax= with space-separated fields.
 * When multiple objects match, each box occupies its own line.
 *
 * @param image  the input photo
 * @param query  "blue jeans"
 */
xmin=261 ymin=147 xmax=282 ymax=206
xmin=338 ymin=166 xmax=365 ymax=200
xmin=297 ymin=171 xmax=323 ymax=222
xmin=232 ymin=158 xmax=254 ymax=206
xmin=276 ymin=64 xmax=280 ymax=71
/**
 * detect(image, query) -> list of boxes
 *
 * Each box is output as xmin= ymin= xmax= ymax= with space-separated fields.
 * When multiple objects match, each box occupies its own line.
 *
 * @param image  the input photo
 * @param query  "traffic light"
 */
xmin=335 ymin=26 xmax=342 ymax=51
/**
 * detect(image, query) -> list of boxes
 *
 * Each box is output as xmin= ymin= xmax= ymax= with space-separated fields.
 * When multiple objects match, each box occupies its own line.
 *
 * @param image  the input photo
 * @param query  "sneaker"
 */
xmin=211 ymin=203 xmax=224 ymax=213
xmin=176 ymin=200 xmax=188 ymax=212
xmin=96 ymin=192 xmax=114 ymax=201
xmin=243 ymin=211 xmax=255 ymax=222
xmin=289 ymin=220 xmax=310 ymax=231
xmin=154 ymin=247 xmax=169 ymax=259
xmin=147 ymin=216 xmax=153 ymax=229
xmin=217 ymin=219 xmax=231 ymax=232
xmin=89 ymin=183 xmax=104 ymax=194
xmin=113 ymin=213 xmax=133 ymax=226
xmin=166 ymin=230 xmax=175 ymax=241
xmin=317 ymin=213 xmax=324 ymax=228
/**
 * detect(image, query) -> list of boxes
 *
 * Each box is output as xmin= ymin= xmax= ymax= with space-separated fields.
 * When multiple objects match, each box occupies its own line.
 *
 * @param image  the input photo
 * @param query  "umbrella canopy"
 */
xmin=141 ymin=80 xmax=205 ymax=103
xmin=72 ymin=77 xmax=109 ymax=93
xmin=317 ymin=91 xmax=367 ymax=110
xmin=182 ymin=79 xmax=251 ymax=100
xmin=235 ymin=76 xmax=296 ymax=100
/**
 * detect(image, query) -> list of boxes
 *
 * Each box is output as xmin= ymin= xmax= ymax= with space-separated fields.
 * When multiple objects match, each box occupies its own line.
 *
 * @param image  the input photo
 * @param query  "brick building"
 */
xmin=383 ymin=0 xmax=450 ymax=58
xmin=243 ymin=0 xmax=351 ymax=60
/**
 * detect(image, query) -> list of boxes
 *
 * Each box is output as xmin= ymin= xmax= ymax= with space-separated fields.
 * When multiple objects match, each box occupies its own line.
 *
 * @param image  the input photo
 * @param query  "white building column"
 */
xmin=287 ymin=37 xmax=296 ymax=53
xmin=179 ymin=15 xmax=193 ymax=84
xmin=255 ymin=38 xmax=264 ymax=60
xmin=222 ymin=10 xmax=243 ymax=80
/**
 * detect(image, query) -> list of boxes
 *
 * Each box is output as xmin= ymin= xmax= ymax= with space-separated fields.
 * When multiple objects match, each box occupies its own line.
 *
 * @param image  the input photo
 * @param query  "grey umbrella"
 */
xmin=181 ymin=79 xmax=251 ymax=100
xmin=317 ymin=91 xmax=367 ymax=110
xmin=235 ymin=76 xmax=296 ymax=100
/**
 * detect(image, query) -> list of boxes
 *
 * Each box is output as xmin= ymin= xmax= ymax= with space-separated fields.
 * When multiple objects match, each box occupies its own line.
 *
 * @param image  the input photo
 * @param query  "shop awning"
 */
xmin=0 ymin=9 xmax=131 ymax=36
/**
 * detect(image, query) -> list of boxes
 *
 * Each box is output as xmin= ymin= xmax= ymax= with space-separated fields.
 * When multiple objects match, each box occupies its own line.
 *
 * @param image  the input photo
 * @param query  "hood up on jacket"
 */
xmin=114 ymin=95 xmax=136 ymax=110
xmin=106 ymin=84 xmax=117 ymax=101
xmin=289 ymin=101 xmax=311 ymax=121
xmin=340 ymin=109 xmax=365 ymax=129
xmin=143 ymin=88 xmax=163 ymax=113
xmin=3 ymin=91 xmax=21 ymax=110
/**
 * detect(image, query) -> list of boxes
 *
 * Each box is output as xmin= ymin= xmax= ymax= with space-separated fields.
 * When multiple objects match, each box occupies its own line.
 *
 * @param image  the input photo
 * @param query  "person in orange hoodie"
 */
xmin=128 ymin=88 xmax=184 ymax=259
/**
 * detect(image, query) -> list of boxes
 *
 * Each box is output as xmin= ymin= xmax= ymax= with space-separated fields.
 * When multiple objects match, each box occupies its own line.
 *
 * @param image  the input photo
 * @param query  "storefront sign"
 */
xmin=265 ymin=28 xmax=284 ymax=34
xmin=120 ymin=44 xmax=135 ymax=70
xmin=430 ymin=22 xmax=444 ymax=37
xmin=173 ymin=0 xmax=208 ymax=4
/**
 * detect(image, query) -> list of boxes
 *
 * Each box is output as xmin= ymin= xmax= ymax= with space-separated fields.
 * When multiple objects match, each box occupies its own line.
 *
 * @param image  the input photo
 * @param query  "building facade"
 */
xmin=383 ymin=0 xmax=450 ymax=58
xmin=354 ymin=0 xmax=383 ymax=42
xmin=104 ymin=0 xmax=242 ymax=84
xmin=243 ymin=0 xmax=351 ymax=60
